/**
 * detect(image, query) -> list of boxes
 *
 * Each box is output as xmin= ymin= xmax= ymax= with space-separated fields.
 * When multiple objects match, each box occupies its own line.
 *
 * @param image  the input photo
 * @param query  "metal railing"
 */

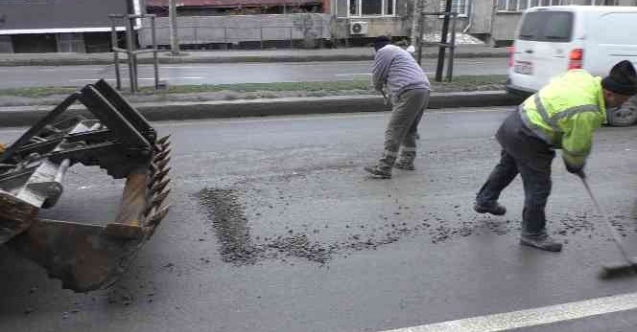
xmin=416 ymin=11 xmax=459 ymax=82
xmin=110 ymin=14 xmax=160 ymax=93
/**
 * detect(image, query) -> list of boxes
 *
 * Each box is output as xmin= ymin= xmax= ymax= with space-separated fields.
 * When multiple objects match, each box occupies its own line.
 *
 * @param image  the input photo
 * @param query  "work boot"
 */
xmin=393 ymin=159 xmax=415 ymax=170
xmin=364 ymin=165 xmax=392 ymax=179
xmin=473 ymin=201 xmax=507 ymax=216
xmin=520 ymin=231 xmax=563 ymax=252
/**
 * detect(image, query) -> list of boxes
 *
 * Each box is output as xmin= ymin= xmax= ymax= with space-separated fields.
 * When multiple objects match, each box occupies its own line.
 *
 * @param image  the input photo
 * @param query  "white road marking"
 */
xmin=379 ymin=292 xmax=637 ymax=332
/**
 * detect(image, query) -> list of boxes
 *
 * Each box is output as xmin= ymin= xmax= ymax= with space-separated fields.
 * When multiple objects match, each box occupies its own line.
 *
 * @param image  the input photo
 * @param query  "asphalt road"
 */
xmin=0 ymin=58 xmax=507 ymax=89
xmin=2 ymin=108 xmax=637 ymax=332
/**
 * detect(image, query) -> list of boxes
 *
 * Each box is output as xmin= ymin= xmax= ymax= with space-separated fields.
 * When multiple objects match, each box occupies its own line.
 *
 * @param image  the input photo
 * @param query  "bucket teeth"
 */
xmin=155 ymin=149 xmax=171 ymax=162
xmin=149 ymin=178 xmax=170 ymax=195
xmin=154 ymin=157 xmax=171 ymax=172
xmin=144 ymin=205 xmax=157 ymax=219
xmin=154 ymin=140 xmax=170 ymax=151
xmin=152 ymin=188 xmax=170 ymax=208
xmin=157 ymin=135 xmax=170 ymax=145
xmin=148 ymin=205 xmax=170 ymax=226
xmin=144 ymin=188 xmax=170 ymax=216
xmin=154 ymin=167 xmax=171 ymax=181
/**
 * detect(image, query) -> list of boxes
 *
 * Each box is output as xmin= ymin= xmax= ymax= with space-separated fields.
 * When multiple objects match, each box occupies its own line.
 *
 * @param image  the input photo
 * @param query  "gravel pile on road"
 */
xmin=196 ymin=185 xmax=637 ymax=267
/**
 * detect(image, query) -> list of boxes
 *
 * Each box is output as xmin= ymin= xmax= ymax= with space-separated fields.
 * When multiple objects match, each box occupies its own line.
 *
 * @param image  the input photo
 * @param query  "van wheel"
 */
xmin=607 ymin=106 xmax=637 ymax=127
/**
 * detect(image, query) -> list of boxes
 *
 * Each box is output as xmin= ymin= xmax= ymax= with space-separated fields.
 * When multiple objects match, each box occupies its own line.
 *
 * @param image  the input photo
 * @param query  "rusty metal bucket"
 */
xmin=0 ymin=80 xmax=171 ymax=292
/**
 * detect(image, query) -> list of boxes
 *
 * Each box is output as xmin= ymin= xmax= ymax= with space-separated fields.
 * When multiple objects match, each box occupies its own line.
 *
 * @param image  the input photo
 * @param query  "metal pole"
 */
xmin=260 ymin=25 xmax=264 ymax=49
xmin=125 ymin=17 xmax=136 ymax=93
xmin=151 ymin=16 xmax=159 ymax=90
xmin=133 ymin=53 xmax=139 ymax=92
xmin=446 ymin=13 xmax=457 ymax=82
xmin=436 ymin=0 xmax=453 ymax=82
xmin=111 ymin=19 xmax=121 ymax=90
xmin=194 ymin=23 xmax=198 ymax=46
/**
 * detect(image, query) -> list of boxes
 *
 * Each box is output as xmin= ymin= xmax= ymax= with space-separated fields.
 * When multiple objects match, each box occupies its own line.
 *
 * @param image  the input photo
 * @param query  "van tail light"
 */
xmin=509 ymin=46 xmax=515 ymax=67
xmin=568 ymin=48 xmax=584 ymax=70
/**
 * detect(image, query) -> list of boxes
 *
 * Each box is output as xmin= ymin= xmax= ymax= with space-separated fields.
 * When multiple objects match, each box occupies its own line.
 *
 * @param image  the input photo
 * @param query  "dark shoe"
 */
xmin=520 ymin=232 xmax=563 ymax=252
xmin=364 ymin=165 xmax=392 ymax=179
xmin=394 ymin=160 xmax=415 ymax=170
xmin=473 ymin=202 xmax=506 ymax=216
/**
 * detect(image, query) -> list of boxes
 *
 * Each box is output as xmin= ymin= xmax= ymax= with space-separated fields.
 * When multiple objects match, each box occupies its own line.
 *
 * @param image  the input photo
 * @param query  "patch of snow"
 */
xmin=422 ymin=33 xmax=485 ymax=45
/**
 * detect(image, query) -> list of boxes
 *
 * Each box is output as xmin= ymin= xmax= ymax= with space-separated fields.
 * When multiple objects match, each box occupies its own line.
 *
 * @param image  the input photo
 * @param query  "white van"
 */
xmin=506 ymin=5 xmax=637 ymax=126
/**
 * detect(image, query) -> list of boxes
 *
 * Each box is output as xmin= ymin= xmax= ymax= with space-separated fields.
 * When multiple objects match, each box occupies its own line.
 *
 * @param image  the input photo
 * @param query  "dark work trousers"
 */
xmin=476 ymin=110 xmax=556 ymax=234
xmin=378 ymin=88 xmax=430 ymax=171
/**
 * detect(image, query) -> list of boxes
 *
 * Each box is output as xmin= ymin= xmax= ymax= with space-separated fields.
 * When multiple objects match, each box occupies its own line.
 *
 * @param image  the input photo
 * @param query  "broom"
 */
xmin=579 ymin=174 xmax=637 ymax=279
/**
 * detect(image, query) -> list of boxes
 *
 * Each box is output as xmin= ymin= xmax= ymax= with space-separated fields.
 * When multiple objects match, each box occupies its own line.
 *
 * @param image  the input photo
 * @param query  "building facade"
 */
xmin=0 ymin=0 xmax=141 ymax=53
xmin=3 ymin=0 xmax=637 ymax=53
xmin=327 ymin=0 xmax=637 ymax=46
xmin=140 ymin=0 xmax=332 ymax=48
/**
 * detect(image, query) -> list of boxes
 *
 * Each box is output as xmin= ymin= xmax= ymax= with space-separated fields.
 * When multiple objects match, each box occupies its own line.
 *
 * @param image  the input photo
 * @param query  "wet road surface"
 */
xmin=1 ymin=108 xmax=637 ymax=332
xmin=0 ymin=58 xmax=507 ymax=89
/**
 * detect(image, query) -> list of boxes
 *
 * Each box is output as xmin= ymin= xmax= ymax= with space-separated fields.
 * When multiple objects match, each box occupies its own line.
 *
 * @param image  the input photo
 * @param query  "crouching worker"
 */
xmin=364 ymin=36 xmax=431 ymax=179
xmin=473 ymin=60 xmax=637 ymax=252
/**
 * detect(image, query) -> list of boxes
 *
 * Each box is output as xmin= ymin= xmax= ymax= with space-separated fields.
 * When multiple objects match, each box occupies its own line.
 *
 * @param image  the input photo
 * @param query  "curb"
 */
xmin=0 ymin=91 xmax=522 ymax=127
xmin=0 ymin=52 xmax=509 ymax=67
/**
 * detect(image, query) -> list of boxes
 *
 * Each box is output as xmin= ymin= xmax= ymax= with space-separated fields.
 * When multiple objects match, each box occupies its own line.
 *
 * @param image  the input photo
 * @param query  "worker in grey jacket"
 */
xmin=365 ymin=36 xmax=431 ymax=179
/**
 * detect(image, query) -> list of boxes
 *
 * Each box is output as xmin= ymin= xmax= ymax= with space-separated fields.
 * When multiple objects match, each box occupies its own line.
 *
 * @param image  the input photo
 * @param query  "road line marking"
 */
xmin=379 ymin=292 xmax=637 ymax=332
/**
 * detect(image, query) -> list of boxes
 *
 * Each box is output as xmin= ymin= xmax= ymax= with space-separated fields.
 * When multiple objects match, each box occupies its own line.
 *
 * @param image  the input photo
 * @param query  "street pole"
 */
xmin=435 ymin=0 xmax=452 ymax=82
xmin=169 ymin=0 xmax=180 ymax=55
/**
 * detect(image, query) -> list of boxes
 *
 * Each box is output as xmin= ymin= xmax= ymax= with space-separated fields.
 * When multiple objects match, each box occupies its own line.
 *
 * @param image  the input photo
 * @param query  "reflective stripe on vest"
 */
xmin=518 ymin=106 xmax=554 ymax=144
xmin=519 ymin=94 xmax=600 ymax=145
xmin=534 ymin=94 xmax=560 ymax=131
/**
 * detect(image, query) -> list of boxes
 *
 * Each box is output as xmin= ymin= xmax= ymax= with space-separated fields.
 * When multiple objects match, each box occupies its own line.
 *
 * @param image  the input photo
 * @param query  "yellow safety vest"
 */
xmin=519 ymin=70 xmax=607 ymax=167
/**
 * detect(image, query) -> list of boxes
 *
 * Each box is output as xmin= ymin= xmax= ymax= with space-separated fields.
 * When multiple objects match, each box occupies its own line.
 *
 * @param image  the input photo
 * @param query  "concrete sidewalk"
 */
xmin=0 ymin=91 xmax=522 ymax=127
xmin=0 ymin=44 xmax=509 ymax=67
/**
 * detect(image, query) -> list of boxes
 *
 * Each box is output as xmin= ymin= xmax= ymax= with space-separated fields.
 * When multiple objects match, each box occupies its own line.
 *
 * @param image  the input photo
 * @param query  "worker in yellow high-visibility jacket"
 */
xmin=474 ymin=60 xmax=637 ymax=252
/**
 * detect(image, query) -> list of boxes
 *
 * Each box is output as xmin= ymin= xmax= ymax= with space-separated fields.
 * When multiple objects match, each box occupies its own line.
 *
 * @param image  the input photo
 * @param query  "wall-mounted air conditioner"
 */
xmin=349 ymin=21 xmax=369 ymax=35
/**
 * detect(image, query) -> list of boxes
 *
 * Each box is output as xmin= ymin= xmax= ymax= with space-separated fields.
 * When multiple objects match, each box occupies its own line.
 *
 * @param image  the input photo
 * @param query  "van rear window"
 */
xmin=518 ymin=11 xmax=573 ymax=42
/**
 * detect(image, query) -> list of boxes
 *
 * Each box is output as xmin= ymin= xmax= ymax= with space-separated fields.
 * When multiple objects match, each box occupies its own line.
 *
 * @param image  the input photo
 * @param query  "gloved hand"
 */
xmin=565 ymin=162 xmax=586 ymax=179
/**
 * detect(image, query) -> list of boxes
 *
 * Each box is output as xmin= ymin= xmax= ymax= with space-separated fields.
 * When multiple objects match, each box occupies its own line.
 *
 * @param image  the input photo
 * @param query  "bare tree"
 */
xmin=169 ymin=0 xmax=180 ymax=55
xmin=410 ymin=0 xmax=426 ymax=48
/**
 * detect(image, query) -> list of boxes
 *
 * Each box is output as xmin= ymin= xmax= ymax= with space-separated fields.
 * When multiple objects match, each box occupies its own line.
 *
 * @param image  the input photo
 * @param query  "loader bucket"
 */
xmin=0 ymin=80 xmax=171 ymax=292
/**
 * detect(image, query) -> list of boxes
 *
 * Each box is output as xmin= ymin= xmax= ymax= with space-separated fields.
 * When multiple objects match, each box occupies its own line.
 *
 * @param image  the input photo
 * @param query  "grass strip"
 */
xmin=0 ymin=75 xmax=507 ymax=98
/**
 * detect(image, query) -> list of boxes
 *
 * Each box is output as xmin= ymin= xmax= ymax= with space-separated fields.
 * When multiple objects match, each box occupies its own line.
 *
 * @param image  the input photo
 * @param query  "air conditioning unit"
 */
xmin=350 ymin=21 xmax=369 ymax=35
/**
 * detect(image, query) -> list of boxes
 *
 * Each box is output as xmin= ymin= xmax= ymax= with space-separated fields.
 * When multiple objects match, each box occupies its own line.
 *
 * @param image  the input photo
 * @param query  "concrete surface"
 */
xmin=0 ymin=91 xmax=524 ymax=127
xmin=1 ymin=109 xmax=637 ymax=332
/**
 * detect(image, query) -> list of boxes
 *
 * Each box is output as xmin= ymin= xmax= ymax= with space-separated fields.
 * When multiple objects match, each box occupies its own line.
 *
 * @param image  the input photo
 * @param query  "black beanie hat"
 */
xmin=373 ymin=35 xmax=391 ymax=51
xmin=602 ymin=60 xmax=637 ymax=96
